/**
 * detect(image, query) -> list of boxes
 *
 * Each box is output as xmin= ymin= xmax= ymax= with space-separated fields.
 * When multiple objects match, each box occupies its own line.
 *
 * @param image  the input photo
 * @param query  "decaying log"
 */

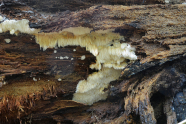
xmin=0 ymin=0 xmax=186 ymax=124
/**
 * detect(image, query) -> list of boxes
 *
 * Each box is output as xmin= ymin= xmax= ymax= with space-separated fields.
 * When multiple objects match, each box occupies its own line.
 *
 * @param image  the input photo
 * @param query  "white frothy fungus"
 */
xmin=81 ymin=55 xmax=86 ymax=60
xmin=4 ymin=39 xmax=11 ymax=43
xmin=1 ymin=19 xmax=137 ymax=105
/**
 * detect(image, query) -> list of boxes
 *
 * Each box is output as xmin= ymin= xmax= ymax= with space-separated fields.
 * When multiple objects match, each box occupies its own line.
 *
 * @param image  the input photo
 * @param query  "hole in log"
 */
xmin=150 ymin=92 xmax=167 ymax=124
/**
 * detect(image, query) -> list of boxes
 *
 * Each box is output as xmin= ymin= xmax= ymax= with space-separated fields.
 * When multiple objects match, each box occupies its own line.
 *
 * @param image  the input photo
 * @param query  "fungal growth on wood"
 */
xmin=1 ymin=1 xmax=186 ymax=123
xmin=0 ymin=18 xmax=137 ymax=105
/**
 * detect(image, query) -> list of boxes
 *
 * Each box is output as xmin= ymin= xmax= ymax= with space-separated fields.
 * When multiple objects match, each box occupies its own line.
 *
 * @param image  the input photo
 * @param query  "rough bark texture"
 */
xmin=0 ymin=0 xmax=186 ymax=124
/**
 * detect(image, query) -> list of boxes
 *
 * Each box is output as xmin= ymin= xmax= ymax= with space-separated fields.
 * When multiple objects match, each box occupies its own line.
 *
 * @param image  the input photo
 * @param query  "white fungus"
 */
xmin=3 ymin=81 xmax=7 ymax=85
xmin=73 ymin=67 xmax=121 ymax=105
xmin=165 ymin=0 xmax=169 ymax=3
xmin=54 ymin=50 xmax=57 ymax=53
xmin=4 ymin=39 xmax=11 ymax=43
xmin=58 ymin=78 xmax=62 ymax=81
xmin=1 ymin=19 xmax=137 ymax=105
xmin=64 ymin=56 xmax=69 ymax=59
xmin=60 ymin=56 xmax=64 ymax=60
xmin=33 ymin=77 xmax=37 ymax=81
xmin=81 ymin=55 xmax=86 ymax=60
xmin=0 ymin=19 xmax=40 ymax=35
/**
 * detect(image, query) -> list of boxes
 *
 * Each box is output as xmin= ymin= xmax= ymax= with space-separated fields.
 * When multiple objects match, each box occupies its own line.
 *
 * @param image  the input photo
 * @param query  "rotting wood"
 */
xmin=0 ymin=0 xmax=186 ymax=124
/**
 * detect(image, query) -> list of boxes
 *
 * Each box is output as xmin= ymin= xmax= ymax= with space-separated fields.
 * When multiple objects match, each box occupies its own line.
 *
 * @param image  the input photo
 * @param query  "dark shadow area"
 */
xmin=150 ymin=92 xmax=167 ymax=124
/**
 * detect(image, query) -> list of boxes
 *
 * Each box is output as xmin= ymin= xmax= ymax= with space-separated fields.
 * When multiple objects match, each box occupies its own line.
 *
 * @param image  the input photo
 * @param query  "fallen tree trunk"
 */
xmin=0 ymin=0 xmax=186 ymax=124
